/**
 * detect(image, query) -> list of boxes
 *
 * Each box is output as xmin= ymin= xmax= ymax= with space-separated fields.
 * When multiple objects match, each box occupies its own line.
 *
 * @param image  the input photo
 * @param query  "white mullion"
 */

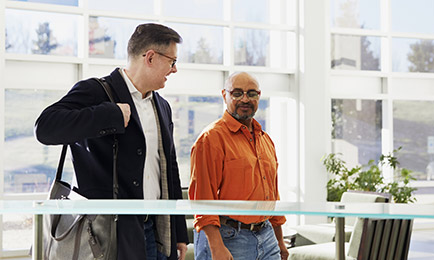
xmin=391 ymin=72 xmax=434 ymax=79
xmin=384 ymin=0 xmax=391 ymax=74
xmin=156 ymin=16 xmax=231 ymax=28
xmin=390 ymin=31 xmax=434 ymax=40
xmin=331 ymin=27 xmax=386 ymax=37
xmin=88 ymin=9 xmax=159 ymax=21
xmin=80 ymin=0 xmax=89 ymax=80
xmin=293 ymin=0 xmax=301 ymax=225
xmin=383 ymin=0 xmax=393 ymax=181
xmin=383 ymin=0 xmax=393 ymax=182
xmin=155 ymin=0 xmax=162 ymax=17
xmin=5 ymin=53 xmax=83 ymax=64
xmin=226 ymin=0 xmax=234 ymax=69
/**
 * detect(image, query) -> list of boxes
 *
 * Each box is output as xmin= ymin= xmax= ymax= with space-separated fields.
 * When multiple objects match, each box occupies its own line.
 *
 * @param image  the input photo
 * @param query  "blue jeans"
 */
xmin=144 ymin=218 xmax=168 ymax=260
xmin=194 ymin=219 xmax=281 ymax=260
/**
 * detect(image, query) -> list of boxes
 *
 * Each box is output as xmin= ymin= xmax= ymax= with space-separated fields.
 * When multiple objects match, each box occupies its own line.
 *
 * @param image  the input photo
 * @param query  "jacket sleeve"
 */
xmin=35 ymin=79 xmax=125 ymax=145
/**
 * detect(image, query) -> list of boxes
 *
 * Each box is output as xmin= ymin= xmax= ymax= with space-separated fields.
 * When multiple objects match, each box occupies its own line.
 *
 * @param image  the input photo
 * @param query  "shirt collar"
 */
xmin=120 ymin=68 xmax=153 ymax=100
xmin=222 ymin=110 xmax=263 ymax=134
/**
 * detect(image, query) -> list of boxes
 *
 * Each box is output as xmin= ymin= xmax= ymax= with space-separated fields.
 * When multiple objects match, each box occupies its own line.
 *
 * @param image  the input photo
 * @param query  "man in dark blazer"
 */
xmin=35 ymin=23 xmax=188 ymax=260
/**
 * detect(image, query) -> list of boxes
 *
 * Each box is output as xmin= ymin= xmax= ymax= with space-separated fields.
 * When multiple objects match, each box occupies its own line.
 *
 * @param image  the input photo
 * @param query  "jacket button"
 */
xmin=133 ymin=180 xmax=139 ymax=187
xmin=137 ymin=149 xmax=143 ymax=156
xmin=99 ymin=130 xmax=106 ymax=135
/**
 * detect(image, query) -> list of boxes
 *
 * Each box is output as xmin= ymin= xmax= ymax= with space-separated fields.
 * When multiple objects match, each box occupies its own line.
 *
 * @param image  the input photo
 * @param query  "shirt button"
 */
xmin=133 ymin=180 xmax=140 ymax=187
xmin=249 ymin=138 xmax=253 ymax=142
xmin=266 ymin=196 xmax=269 ymax=199
xmin=263 ymin=176 xmax=266 ymax=180
xmin=242 ymin=126 xmax=246 ymax=129
xmin=137 ymin=148 xmax=143 ymax=156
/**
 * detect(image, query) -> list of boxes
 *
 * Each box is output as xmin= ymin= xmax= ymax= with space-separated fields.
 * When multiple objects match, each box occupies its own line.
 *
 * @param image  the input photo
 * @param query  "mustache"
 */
xmin=235 ymin=102 xmax=254 ymax=109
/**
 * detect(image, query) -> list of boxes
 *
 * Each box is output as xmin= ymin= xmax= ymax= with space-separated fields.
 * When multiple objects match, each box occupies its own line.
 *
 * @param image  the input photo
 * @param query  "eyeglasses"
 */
xmin=155 ymin=51 xmax=177 ymax=68
xmin=142 ymin=51 xmax=177 ymax=68
xmin=225 ymin=89 xmax=261 ymax=101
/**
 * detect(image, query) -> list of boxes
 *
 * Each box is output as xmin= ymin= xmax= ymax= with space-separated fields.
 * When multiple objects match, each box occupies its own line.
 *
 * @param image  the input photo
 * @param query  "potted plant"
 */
xmin=323 ymin=147 xmax=417 ymax=203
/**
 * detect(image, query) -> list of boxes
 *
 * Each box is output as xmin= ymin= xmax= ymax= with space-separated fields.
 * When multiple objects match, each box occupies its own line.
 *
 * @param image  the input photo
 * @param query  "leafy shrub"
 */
xmin=323 ymin=147 xmax=417 ymax=203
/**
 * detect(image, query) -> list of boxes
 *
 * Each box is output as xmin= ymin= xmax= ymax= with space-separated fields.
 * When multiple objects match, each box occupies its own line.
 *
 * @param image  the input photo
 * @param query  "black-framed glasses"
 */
xmin=155 ymin=51 xmax=177 ymax=68
xmin=225 ymin=89 xmax=261 ymax=101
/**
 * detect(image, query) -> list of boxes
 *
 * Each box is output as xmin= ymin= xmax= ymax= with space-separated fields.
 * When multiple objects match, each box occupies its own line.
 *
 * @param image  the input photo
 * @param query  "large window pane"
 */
xmin=233 ymin=0 xmax=269 ymax=23
xmin=331 ymin=35 xmax=381 ymax=71
xmin=163 ymin=0 xmax=223 ymax=20
xmin=10 ymin=0 xmax=78 ymax=6
xmin=166 ymin=95 xmax=223 ymax=187
xmin=4 ymin=89 xmax=74 ymax=194
xmin=88 ymin=0 xmax=153 ymax=14
xmin=332 ymin=99 xmax=382 ymax=166
xmin=331 ymin=0 xmax=380 ymax=30
xmin=392 ymin=0 xmax=434 ymax=34
xmin=89 ymin=17 xmax=146 ymax=59
xmin=5 ymin=9 xmax=78 ymax=56
xmin=394 ymin=100 xmax=434 ymax=181
xmin=392 ymin=38 xmax=434 ymax=73
xmin=166 ymin=23 xmax=223 ymax=64
xmin=234 ymin=28 xmax=270 ymax=66
xmin=3 ymin=214 xmax=32 ymax=250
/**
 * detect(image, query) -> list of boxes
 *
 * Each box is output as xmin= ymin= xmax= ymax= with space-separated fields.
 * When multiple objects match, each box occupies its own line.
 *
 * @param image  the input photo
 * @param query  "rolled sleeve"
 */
xmin=193 ymin=215 xmax=221 ymax=232
xmin=269 ymin=215 xmax=286 ymax=227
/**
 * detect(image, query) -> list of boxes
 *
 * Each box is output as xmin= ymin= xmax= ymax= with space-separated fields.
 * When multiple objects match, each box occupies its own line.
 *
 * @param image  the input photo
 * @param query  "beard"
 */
xmin=230 ymin=102 xmax=256 ymax=120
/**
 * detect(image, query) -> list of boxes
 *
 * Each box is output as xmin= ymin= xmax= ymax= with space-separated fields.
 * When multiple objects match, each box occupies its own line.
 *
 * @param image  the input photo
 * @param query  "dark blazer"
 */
xmin=35 ymin=68 xmax=188 ymax=260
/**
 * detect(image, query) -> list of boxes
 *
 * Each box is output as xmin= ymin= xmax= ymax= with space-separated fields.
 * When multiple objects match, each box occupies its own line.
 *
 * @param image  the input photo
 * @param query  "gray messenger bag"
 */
xmin=43 ymin=78 xmax=118 ymax=260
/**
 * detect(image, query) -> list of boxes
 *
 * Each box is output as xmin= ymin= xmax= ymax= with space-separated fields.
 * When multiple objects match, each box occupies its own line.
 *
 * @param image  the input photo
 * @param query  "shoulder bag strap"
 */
xmin=54 ymin=78 xmax=119 ymax=200
xmin=93 ymin=77 xmax=119 ymax=200
xmin=55 ymin=145 xmax=68 ymax=182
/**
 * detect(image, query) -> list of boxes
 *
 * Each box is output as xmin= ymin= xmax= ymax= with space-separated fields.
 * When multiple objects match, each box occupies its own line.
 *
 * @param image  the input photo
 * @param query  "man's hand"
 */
xmin=279 ymin=244 xmax=289 ymax=260
xmin=203 ymin=225 xmax=233 ymax=260
xmin=116 ymin=103 xmax=131 ymax=127
xmin=273 ymin=225 xmax=289 ymax=260
xmin=177 ymin=242 xmax=187 ymax=260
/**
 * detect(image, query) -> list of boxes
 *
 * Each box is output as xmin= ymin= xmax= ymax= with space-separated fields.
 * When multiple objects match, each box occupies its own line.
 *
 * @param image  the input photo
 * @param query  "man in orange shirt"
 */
xmin=189 ymin=72 xmax=289 ymax=260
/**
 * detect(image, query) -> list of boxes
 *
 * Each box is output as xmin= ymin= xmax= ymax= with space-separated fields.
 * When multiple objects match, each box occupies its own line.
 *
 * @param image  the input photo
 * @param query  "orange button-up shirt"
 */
xmin=189 ymin=111 xmax=286 ymax=232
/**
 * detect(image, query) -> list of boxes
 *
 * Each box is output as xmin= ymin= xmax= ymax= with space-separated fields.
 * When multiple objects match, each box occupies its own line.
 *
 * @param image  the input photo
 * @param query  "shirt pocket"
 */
xmin=221 ymin=157 xmax=254 ymax=199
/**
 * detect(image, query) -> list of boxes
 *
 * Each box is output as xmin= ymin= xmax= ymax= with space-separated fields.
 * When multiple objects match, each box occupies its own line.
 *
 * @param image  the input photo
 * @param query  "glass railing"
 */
xmin=9 ymin=199 xmax=432 ymax=260
xmin=0 ymin=199 xmax=429 ymax=218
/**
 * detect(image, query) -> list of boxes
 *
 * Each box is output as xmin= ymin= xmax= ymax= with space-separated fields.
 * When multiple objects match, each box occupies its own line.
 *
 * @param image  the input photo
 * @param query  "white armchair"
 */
xmin=291 ymin=191 xmax=390 ymax=246
xmin=288 ymin=217 xmax=413 ymax=260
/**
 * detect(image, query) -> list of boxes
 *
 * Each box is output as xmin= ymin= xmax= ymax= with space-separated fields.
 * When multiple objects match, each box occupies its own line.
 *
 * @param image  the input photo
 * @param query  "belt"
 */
xmin=219 ymin=216 xmax=266 ymax=232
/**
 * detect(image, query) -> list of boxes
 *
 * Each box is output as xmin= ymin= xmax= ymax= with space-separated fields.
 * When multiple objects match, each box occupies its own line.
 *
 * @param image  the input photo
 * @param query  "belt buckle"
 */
xmin=251 ymin=221 xmax=265 ymax=232
xmin=249 ymin=224 xmax=255 ymax=231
